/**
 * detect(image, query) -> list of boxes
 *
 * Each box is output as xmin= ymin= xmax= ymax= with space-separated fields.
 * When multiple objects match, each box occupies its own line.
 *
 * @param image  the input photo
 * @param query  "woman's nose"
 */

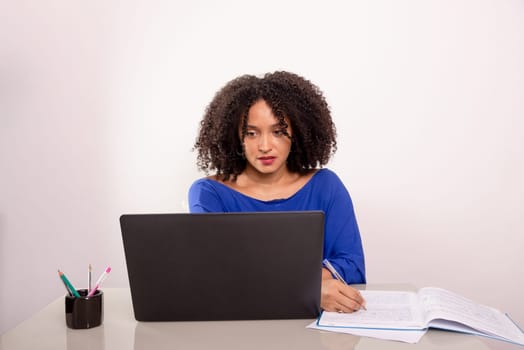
xmin=258 ymin=134 xmax=272 ymax=152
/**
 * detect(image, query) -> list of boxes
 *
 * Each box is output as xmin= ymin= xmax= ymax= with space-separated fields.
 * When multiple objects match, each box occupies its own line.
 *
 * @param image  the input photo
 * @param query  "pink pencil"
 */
xmin=87 ymin=266 xmax=111 ymax=297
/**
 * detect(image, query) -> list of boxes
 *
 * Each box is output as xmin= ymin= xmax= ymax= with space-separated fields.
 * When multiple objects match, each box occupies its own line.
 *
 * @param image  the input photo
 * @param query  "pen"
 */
xmin=323 ymin=259 xmax=347 ymax=285
xmin=87 ymin=266 xmax=111 ymax=297
xmin=322 ymin=259 xmax=366 ymax=310
xmin=58 ymin=270 xmax=81 ymax=298
xmin=88 ymin=264 xmax=92 ymax=293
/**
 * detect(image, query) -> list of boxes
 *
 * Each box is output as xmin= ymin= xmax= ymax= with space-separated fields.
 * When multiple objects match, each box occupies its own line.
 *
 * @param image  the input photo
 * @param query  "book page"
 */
xmin=318 ymin=290 xmax=426 ymax=329
xmin=419 ymin=287 xmax=524 ymax=343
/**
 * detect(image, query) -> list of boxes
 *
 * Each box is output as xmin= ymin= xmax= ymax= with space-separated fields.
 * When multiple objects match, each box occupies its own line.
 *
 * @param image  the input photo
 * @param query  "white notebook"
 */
xmin=316 ymin=287 xmax=524 ymax=346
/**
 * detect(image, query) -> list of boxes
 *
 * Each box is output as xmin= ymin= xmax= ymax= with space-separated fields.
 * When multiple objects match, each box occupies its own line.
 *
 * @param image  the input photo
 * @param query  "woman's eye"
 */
xmin=274 ymin=129 xmax=286 ymax=136
xmin=246 ymin=130 xmax=257 ymax=137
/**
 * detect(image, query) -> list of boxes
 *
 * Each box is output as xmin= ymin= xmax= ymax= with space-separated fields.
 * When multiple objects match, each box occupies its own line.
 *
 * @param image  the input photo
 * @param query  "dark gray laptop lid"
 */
xmin=120 ymin=211 xmax=324 ymax=321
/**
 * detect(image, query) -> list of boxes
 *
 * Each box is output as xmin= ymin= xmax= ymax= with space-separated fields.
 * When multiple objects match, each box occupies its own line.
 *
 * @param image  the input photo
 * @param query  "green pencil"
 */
xmin=58 ymin=270 xmax=81 ymax=298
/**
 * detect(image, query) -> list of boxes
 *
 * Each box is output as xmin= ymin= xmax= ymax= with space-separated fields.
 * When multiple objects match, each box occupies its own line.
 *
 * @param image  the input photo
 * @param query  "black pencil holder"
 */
xmin=65 ymin=289 xmax=103 ymax=329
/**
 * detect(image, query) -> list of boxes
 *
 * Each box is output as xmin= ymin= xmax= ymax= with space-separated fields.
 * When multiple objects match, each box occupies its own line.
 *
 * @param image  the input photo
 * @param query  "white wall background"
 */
xmin=1 ymin=0 xmax=523 ymax=335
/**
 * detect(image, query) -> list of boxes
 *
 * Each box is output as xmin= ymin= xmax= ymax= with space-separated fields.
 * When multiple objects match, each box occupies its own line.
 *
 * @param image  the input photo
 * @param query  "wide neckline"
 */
xmin=206 ymin=169 xmax=326 ymax=204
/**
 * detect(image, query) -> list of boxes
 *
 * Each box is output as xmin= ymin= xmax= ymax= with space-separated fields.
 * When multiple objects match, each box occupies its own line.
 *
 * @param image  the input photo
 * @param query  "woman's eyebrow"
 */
xmin=246 ymin=123 xmax=284 ymax=129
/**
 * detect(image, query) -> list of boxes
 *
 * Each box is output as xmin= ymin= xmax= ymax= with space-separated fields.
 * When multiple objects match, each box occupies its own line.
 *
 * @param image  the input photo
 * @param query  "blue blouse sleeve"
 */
xmin=188 ymin=179 xmax=225 ymax=213
xmin=321 ymin=171 xmax=366 ymax=284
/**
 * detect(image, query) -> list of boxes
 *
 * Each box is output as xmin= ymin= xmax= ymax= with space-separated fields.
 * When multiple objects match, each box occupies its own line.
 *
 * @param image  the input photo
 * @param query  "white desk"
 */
xmin=1 ymin=287 xmax=521 ymax=350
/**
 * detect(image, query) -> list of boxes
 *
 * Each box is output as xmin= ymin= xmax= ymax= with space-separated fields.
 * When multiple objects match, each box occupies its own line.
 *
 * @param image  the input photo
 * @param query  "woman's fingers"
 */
xmin=321 ymin=279 xmax=367 ymax=313
xmin=340 ymin=287 xmax=366 ymax=310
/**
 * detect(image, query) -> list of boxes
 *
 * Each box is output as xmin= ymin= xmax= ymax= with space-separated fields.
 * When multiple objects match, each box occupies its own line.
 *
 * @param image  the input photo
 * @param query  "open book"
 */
xmin=317 ymin=287 xmax=524 ymax=346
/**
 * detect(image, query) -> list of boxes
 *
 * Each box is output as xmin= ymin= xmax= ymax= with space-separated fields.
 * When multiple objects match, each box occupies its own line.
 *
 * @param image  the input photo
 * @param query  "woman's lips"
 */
xmin=258 ymin=156 xmax=276 ymax=165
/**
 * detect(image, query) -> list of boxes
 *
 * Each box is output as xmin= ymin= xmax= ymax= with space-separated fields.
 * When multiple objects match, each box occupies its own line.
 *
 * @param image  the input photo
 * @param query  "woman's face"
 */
xmin=241 ymin=99 xmax=292 ymax=176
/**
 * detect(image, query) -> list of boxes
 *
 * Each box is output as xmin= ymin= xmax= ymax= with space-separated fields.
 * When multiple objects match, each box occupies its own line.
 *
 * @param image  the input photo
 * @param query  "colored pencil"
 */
xmin=58 ymin=270 xmax=81 ymax=298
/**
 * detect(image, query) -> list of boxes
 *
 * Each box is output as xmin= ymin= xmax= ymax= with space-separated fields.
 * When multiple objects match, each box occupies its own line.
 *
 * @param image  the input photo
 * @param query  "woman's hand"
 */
xmin=321 ymin=268 xmax=366 ymax=313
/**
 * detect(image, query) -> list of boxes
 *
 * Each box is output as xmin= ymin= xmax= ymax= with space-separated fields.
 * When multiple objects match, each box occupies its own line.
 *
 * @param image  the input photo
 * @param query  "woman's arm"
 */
xmin=322 ymin=171 xmax=366 ymax=284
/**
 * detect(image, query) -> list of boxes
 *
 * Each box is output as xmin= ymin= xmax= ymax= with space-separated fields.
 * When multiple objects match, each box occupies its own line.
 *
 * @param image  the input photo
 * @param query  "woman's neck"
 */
xmin=220 ymin=167 xmax=314 ymax=202
xmin=241 ymin=166 xmax=295 ymax=187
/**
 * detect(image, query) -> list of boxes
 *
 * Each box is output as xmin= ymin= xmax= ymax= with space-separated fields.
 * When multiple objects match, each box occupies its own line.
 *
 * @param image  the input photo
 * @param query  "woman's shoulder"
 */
xmin=307 ymin=168 xmax=350 ymax=195
xmin=311 ymin=168 xmax=343 ymax=183
xmin=191 ymin=175 xmax=215 ymax=183
xmin=190 ymin=175 xmax=241 ymax=194
xmin=191 ymin=175 xmax=222 ymax=187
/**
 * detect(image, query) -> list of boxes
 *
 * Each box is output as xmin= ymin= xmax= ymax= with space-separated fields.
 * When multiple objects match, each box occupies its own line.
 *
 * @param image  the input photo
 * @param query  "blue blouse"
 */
xmin=188 ymin=168 xmax=366 ymax=284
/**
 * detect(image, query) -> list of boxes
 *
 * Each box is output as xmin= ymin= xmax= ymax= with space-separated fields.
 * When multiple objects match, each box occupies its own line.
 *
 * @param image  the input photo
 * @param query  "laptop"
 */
xmin=120 ymin=211 xmax=324 ymax=321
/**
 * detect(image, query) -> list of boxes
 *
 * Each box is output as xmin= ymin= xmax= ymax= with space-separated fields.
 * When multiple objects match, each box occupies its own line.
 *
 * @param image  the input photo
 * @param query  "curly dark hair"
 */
xmin=194 ymin=71 xmax=337 ymax=181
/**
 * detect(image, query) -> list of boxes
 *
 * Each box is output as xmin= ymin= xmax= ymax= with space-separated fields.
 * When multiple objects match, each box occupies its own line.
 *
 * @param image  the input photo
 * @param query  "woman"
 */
xmin=188 ymin=71 xmax=366 ymax=313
